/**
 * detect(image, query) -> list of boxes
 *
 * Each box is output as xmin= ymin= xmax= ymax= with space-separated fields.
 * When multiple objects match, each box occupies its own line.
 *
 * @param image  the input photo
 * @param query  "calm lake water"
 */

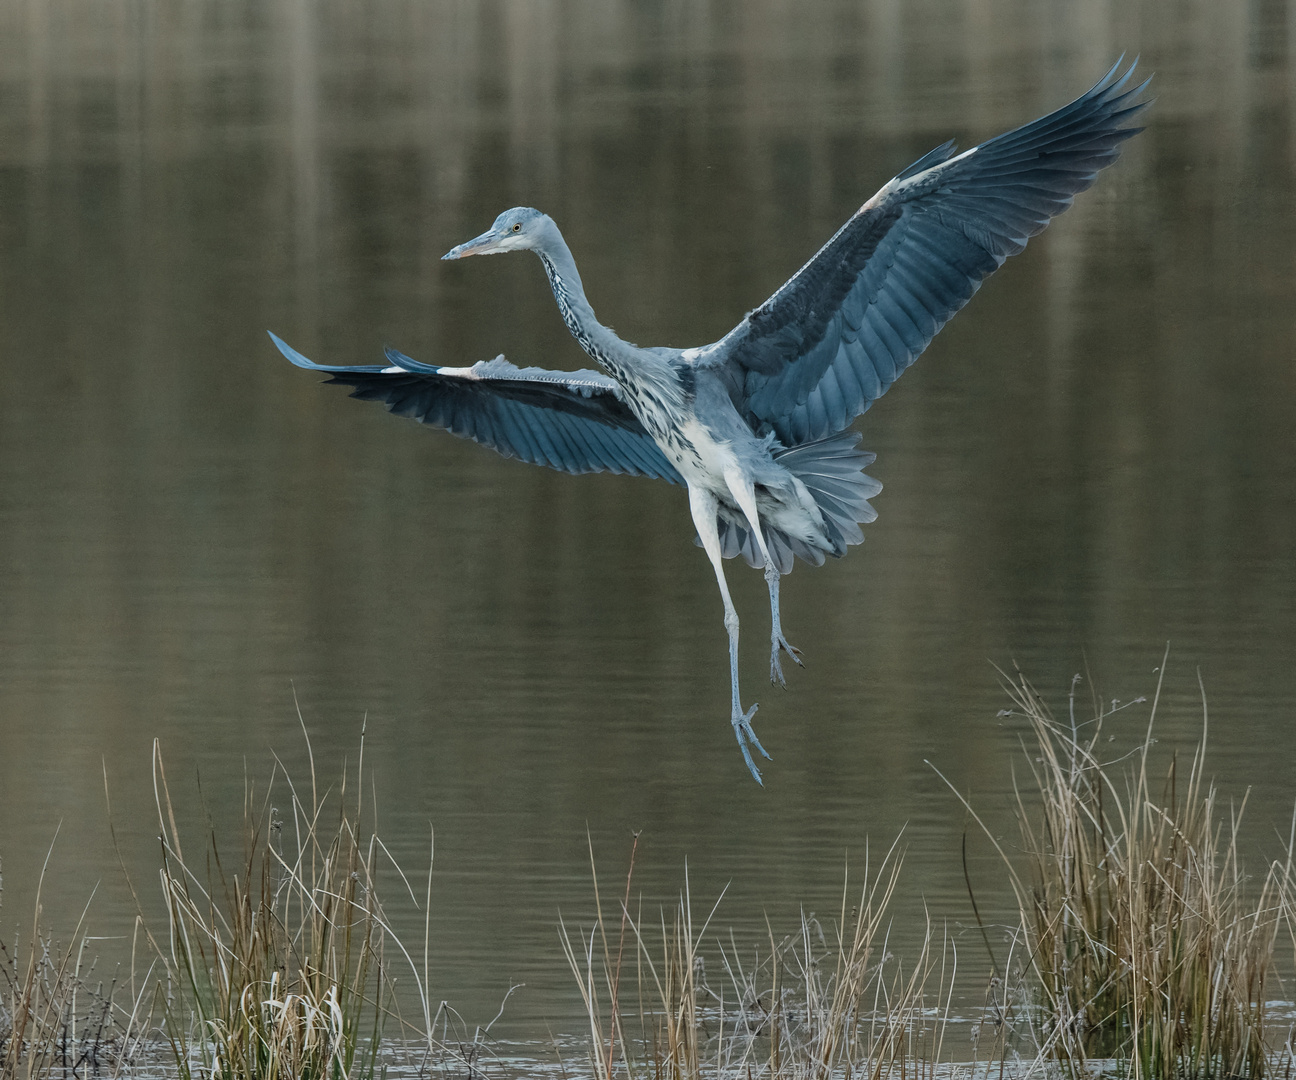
xmin=1 ymin=0 xmax=1295 ymax=1050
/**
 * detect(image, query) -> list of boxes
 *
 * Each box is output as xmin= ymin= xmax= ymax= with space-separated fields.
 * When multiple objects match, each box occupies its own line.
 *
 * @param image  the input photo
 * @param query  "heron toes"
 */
xmin=769 ymin=635 xmax=805 ymax=688
xmin=732 ymin=702 xmax=771 ymax=784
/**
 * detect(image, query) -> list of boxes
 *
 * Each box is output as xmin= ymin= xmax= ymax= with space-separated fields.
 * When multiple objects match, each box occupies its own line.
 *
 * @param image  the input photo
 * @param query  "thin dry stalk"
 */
xmin=560 ymin=837 xmax=662 ymax=1080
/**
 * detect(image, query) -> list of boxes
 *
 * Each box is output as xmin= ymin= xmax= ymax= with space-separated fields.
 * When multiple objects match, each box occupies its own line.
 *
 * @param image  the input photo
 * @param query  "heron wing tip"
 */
xmin=269 ymin=330 xmax=323 ymax=370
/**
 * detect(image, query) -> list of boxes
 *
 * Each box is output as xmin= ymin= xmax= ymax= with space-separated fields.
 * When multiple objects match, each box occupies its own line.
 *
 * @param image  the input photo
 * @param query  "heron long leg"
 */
xmin=723 ymin=468 xmax=804 ymax=688
xmin=688 ymin=483 xmax=769 ymax=784
xmin=763 ymin=567 xmax=803 ymax=686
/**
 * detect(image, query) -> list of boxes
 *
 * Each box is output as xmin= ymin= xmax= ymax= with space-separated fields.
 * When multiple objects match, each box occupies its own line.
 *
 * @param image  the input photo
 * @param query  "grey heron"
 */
xmin=272 ymin=61 xmax=1148 ymax=783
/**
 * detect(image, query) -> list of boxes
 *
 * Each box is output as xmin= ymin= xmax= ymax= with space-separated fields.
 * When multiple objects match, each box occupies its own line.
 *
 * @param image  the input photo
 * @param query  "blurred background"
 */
xmin=0 ymin=0 xmax=1293 ymax=1046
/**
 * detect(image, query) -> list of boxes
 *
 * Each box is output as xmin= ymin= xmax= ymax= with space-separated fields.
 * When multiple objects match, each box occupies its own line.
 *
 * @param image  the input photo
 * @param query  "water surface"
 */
xmin=1 ymin=0 xmax=1294 ymax=1044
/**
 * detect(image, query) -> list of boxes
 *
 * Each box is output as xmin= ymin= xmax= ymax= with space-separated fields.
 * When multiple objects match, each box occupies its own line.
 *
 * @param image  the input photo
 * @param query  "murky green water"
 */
xmin=1 ymin=0 xmax=1294 ymax=1047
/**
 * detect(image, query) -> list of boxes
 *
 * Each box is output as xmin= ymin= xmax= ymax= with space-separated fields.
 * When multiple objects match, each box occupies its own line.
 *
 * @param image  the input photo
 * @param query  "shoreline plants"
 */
xmin=561 ymin=833 xmax=960 ymax=1080
xmin=144 ymin=731 xmax=391 ymax=1080
xmin=0 ymin=839 xmax=152 ymax=1080
xmin=109 ymin=718 xmax=500 ymax=1080
xmin=3 ymin=665 xmax=1295 ymax=1079
xmin=940 ymin=661 xmax=1296 ymax=1080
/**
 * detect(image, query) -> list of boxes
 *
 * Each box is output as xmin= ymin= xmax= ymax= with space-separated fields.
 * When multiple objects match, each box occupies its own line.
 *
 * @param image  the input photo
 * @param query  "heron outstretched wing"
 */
xmin=703 ymin=60 xmax=1150 ymax=445
xmin=271 ymin=333 xmax=683 ymax=483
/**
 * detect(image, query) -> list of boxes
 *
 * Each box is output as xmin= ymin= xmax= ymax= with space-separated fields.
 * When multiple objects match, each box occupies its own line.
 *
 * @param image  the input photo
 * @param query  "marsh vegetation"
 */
xmin=3 ymin=671 xmax=1293 ymax=1080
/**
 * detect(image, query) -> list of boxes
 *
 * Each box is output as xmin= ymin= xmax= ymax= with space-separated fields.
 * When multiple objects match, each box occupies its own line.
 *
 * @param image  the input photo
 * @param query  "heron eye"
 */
xmin=511 ymin=223 xmax=521 ymax=232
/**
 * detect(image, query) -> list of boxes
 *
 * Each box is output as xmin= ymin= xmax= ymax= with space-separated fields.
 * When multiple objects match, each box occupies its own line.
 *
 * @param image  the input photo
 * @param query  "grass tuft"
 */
xmin=0 ymin=839 xmax=153 ymax=1080
xmin=562 ymin=833 xmax=957 ymax=1080
xmin=941 ymin=659 xmax=1296 ymax=1079
xmin=102 ymin=715 xmax=522 ymax=1080
xmin=146 ymin=722 xmax=394 ymax=1080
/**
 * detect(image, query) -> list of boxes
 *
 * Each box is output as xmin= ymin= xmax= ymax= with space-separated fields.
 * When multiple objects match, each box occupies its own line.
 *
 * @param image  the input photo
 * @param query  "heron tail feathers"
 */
xmin=775 ymin=429 xmax=881 ymax=556
xmin=693 ymin=430 xmax=882 ymax=573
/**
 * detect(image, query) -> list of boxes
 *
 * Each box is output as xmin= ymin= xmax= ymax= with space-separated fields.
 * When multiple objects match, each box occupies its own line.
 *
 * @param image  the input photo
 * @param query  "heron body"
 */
xmin=273 ymin=62 xmax=1149 ymax=783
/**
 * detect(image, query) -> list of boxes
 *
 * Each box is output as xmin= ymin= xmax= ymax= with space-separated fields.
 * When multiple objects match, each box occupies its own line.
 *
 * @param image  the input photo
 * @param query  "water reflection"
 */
xmin=0 ymin=0 xmax=1294 ymax=1042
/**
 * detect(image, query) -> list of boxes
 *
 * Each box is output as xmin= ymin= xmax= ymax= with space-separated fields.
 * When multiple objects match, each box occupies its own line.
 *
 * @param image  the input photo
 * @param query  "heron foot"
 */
xmin=769 ymin=634 xmax=804 ymax=688
xmin=732 ymin=703 xmax=771 ymax=784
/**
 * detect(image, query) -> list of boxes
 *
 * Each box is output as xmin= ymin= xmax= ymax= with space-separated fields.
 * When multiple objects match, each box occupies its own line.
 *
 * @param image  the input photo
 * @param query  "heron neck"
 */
xmin=536 ymin=240 xmax=626 ymax=375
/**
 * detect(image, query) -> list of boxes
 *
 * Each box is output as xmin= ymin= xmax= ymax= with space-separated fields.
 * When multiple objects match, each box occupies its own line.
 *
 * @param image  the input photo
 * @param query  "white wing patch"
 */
xmin=862 ymin=143 xmax=981 ymax=210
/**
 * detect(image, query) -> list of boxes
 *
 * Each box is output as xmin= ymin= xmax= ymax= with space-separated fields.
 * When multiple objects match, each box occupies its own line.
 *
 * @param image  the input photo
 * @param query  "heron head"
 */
xmin=441 ymin=207 xmax=549 ymax=259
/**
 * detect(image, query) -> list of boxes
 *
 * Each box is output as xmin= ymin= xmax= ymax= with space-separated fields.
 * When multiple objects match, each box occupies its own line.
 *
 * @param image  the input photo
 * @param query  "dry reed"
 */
xmin=940 ymin=661 xmax=1296 ymax=1080
xmin=561 ymin=833 xmax=957 ymax=1080
xmin=0 ymin=840 xmax=152 ymax=1080
xmin=112 ymin=705 xmax=425 ymax=1078
xmin=146 ymin=726 xmax=392 ymax=1080
xmin=99 ymin=716 xmax=523 ymax=1080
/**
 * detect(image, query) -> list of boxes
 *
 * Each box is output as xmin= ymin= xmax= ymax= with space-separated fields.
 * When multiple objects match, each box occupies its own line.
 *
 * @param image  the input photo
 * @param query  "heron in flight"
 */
xmin=273 ymin=61 xmax=1148 ymax=783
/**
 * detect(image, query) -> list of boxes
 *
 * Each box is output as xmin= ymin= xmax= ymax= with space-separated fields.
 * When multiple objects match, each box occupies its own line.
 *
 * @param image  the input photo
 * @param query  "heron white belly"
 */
xmin=668 ymin=419 xmax=829 ymax=551
xmin=671 ymin=417 xmax=742 ymax=489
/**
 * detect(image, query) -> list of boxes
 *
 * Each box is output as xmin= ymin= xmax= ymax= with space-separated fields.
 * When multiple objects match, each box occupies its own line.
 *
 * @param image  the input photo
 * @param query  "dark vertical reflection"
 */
xmin=0 ymin=0 xmax=1294 ymax=1042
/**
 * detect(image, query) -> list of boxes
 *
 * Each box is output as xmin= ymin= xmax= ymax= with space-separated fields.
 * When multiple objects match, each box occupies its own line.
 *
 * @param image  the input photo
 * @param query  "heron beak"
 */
xmin=441 ymin=229 xmax=504 ymax=260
